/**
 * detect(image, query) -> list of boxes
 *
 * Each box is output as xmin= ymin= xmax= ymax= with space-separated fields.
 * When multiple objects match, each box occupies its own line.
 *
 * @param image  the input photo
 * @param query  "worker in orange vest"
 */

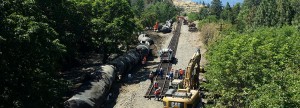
xmin=153 ymin=22 xmax=159 ymax=32
xmin=179 ymin=69 xmax=184 ymax=79
xmin=154 ymin=87 xmax=161 ymax=101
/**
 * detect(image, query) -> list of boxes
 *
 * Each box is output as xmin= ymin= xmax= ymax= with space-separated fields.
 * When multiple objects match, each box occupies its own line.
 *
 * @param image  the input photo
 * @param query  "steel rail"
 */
xmin=144 ymin=20 xmax=182 ymax=99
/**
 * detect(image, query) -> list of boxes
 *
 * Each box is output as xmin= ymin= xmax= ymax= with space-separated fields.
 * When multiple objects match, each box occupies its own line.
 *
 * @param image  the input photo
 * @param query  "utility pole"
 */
xmin=219 ymin=23 xmax=223 ymax=31
xmin=216 ymin=22 xmax=223 ymax=31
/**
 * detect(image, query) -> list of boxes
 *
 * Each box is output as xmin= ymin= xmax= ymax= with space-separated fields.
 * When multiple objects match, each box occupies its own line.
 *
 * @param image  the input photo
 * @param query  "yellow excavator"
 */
xmin=163 ymin=49 xmax=203 ymax=108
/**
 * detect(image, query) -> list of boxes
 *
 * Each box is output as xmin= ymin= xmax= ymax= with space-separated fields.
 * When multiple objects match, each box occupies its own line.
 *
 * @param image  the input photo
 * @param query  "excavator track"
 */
xmin=144 ymin=20 xmax=182 ymax=99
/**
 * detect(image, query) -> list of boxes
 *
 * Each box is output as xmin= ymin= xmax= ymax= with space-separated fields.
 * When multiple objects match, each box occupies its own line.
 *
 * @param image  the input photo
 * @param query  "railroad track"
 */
xmin=144 ymin=20 xmax=182 ymax=99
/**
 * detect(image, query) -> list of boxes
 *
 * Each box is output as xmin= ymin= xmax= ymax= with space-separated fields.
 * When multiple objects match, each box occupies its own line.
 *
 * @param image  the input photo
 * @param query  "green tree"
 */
xmin=88 ymin=0 xmax=136 ymax=63
xmin=221 ymin=2 xmax=232 ymax=22
xmin=245 ymin=0 xmax=262 ymax=6
xmin=140 ymin=11 xmax=158 ymax=27
xmin=132 ymin=0 xmax=145 ymax=18
xmin=202 ymin=1 xmax=205 ymax=6
xmin=276 ymin=0 xmax=293 ymax=26
xmin=231 ymin=3 xmax=241 ymax=24
xmin=36 ymin=0 xmax=93 ymax=68
xmin=290 ymin=0 xmax=300 ymax=25
xmin=188 ymin=12 xmax=199 ymax=21
xmin=254 ymin=0 xmax=277 ymax=27
xmin=209 ymin=0 xmax=222 ymax=19
xmin=0 ymin=1 xmax=68 ymax=107
xmin=199 ymin=8 xmax=209 ymax=20
xmin=254 ymin=0 xmax=278 ymax=27
xmin=237 ymin=0 xmax=261 ymax=28
xmin=140 ymin=1 xmax=179 ymax=27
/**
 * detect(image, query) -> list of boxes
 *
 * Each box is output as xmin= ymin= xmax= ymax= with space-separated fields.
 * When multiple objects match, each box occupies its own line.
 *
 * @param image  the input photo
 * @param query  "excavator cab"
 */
xmin=163 ymin=88 xmax=200 ymax=108
xmin=169 ymin=79 xmax=183 ymax=89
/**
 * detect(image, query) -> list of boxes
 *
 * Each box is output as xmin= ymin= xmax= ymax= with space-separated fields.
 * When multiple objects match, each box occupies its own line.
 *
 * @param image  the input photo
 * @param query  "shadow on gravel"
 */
xmin=147 ymin=54 xmax=157 ymax=61
xmin=103 ymin=63 xmax=153 ymax=108
xmin=172 ymin=57 xmax=178 ymax=65
xmin=100 ymin=81 xmax=121 ymax=108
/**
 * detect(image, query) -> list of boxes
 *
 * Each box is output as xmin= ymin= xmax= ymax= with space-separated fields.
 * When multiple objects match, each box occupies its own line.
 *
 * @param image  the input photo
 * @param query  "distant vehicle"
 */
xmin=183 ymin=19 xmax=188 ymax=25
xmin=153 ymin=19 xmax=173 ymax=33
xmin=188 ymin=27 xmax=197 ymax=32
xmin=159 ymin=48 xmax=173 ymax=62
xmin=188 ymin=22 xmax=196 ymax=27
xmin=188 ymin=22 xmax=197 ymax=32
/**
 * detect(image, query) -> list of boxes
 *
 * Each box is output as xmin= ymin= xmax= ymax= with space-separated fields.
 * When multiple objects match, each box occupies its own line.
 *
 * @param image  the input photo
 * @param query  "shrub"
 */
xmin=205 ymin=26 xmax=300 ymax=107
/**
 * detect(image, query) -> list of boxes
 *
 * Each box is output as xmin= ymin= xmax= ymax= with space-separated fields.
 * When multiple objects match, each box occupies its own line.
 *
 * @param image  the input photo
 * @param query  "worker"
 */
xmin=196 ymin=48 xmax=200 ymax=54
xmin=154 ymin=87 xmax=161 ymax=101
xmin=117 ymin=74 xmax=122 ymax=82
xmin=154 ymin=80 xmax=158 ymax=89
xmin=106 ymin=92 xmax=112 ymax=102
xmin=149 ymin=72 xmax=154 ymax=83
xmin=128 ymin=74 xmax=132 ymax=79
xmin=154 ymin=22 xmax=159 ymax=32
xmin=142 ymin=56 xmax=147 ymax=65
xmin=174 ymin=69 xmax=178 ymax=79
xmin=157 ymin=68 xmax=161 ymax=78
xmin=154 ymin=69 xmax=159 ymax=76
xmin=179 ymin=69 xmax=184 ymax=79
xmin=159 ymin=68 xmax=164 ymax=79
xmin=159 ymin=67 xmax=163 ymax=72
xmin=169 ymin=69 xmax=174 ymax=80
xmin=166 ymin=73 xmax=169 ymax=80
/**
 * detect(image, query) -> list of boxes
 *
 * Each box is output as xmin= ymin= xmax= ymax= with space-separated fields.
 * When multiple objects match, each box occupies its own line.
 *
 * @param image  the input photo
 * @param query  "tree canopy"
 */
xmin=197 ymin=0 xmax=300 ymax=107
xmin=210 ymin=0 xmax=222 ymax=19
xmin=0 ymin=0 xmax=181 ymax=107
xmin=139 ymin=1 xmax=179 ymax=27
xmin=0 ymin=0 xmax=140 ymax=107
xmin=205 ymin=27 xmax=300 ymax=107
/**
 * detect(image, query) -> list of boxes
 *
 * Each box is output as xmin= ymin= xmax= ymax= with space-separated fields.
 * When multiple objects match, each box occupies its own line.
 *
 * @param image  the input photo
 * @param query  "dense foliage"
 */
xmin=137 ymin=1 xmax=179 ymax=28
xmin=0 ymin=0 xmax=180 ymax=107
xmin=198 ymin=0 xmax=300 ymax=29
xmin=205 ymin=26 xmax=300 ymax=107
xmin=0 ymin=0 xmax=138 ymax=107
xmin=209 ymin=0 xmax=222 ymax=19
xmin=0 ymin=1 xmax=69 ymax=107
xmin=187 ymin=12 xmax=199 ymax=22
xmin=196 ymin=0 xmax=300 ymax=107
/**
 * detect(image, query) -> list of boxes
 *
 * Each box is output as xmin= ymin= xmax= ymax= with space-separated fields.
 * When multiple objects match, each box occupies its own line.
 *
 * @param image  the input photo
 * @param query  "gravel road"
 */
xmin=172 ymin=21 xmax=206 ymax=71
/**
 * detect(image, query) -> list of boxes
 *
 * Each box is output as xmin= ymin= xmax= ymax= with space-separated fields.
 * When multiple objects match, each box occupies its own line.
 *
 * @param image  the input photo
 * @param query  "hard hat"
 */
xmin=196 ymin=48 xmax=200 ymax=52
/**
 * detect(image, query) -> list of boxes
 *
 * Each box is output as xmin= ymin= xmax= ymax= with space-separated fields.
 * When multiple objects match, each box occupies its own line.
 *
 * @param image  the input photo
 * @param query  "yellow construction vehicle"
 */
xmin=163 ymin=49 xmax=203 ymax=108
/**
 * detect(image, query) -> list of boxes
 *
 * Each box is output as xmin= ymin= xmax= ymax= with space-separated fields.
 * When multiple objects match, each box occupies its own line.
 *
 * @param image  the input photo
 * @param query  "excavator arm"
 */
xmin=184 ymin=49 xmax=201 ymax=89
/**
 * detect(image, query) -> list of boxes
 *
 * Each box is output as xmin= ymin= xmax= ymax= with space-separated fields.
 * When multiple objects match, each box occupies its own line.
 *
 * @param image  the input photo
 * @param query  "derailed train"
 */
xmin=64 ymin=34 xmax=154 ymax=108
